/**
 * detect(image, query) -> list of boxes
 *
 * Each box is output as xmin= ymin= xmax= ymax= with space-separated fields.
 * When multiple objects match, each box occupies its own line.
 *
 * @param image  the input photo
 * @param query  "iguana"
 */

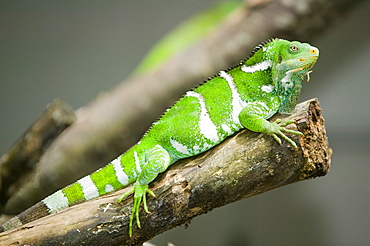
xmin=0 ymin=38 xmax=319 ymax=236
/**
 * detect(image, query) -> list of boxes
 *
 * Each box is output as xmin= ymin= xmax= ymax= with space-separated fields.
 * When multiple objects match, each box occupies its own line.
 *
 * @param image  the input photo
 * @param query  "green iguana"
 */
xmin=0 ymin=38 xmax=319 ymax=237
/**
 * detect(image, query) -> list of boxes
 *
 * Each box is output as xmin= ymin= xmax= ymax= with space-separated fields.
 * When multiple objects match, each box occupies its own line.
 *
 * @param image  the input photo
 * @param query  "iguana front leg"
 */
xmin=238 ymin=104 xmax=302 ymax=148
xmin=118 ymin=144 xmax=172 ymax=237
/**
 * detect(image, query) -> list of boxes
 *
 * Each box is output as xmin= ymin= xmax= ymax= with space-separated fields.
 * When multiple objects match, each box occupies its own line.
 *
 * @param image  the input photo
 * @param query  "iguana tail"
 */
xmin=0 ymin=146 xmax=140 ymax=232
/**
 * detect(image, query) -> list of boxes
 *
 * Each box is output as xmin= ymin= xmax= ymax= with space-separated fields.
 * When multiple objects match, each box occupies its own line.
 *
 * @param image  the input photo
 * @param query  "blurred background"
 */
xmin=1 ymin=1 xmax=369 ymax=245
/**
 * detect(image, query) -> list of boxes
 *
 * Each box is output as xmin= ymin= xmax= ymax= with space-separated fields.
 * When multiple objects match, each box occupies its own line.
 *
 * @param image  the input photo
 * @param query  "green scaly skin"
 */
xmin=0 ymin=38 xmax=319 ymax=237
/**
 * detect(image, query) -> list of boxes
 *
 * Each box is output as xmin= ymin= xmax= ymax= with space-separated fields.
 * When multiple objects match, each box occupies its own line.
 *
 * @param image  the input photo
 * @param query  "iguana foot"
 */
xmin=117 ymin=183 xmax=155 ymax=237
xmin=267 ymin=119 xmax=302 ymax=148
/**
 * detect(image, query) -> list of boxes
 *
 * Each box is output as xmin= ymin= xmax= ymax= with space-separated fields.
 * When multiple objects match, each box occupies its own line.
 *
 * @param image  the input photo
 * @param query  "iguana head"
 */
xmin=274 ymin=40 xmax=319 ymax=73
xmin=268 ymin=39 xmax=320 ymax=114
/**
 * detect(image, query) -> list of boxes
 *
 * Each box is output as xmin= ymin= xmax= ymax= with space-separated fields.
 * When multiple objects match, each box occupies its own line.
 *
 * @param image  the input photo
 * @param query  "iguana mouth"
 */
xmin=291 ymin=55 xmax=319 ymax=71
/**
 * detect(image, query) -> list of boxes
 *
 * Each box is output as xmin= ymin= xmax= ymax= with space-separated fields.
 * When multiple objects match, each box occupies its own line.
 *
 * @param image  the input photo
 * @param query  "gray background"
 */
xmin=1 ymin=1 xmax=369 ymax=245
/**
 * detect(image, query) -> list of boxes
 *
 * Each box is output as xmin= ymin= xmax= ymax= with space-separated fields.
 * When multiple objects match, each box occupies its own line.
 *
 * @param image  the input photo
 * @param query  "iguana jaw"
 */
xmin=298 ymin=54 xmax=319 ymax=70
xmin=284 ymin=54 xmax=319 ymax=73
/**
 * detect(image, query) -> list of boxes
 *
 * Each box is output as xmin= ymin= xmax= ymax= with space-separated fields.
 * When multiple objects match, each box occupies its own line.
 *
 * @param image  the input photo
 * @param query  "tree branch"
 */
xmin=0 ymin=98 xmax=332 ymax=246
xmin=0 ymin=99 xmax=75 ymax=212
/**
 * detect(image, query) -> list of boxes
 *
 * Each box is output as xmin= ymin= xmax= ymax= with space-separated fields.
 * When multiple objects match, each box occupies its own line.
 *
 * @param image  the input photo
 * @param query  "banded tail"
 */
xmin=0 ymin=147 xmax=140 ymax=232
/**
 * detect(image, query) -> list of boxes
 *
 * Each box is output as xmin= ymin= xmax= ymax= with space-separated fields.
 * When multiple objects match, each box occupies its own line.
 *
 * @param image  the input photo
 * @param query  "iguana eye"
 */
xmin=290 ymin=45 xmax=299 ymax=52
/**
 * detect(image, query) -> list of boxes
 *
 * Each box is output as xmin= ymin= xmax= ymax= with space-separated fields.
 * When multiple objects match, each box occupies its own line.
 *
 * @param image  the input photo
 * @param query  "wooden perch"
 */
xmin=0 ymin=98 xmax=332 ymax=246
xmin=0 ymin=0 xmax=359 ymax=216
xmin=0 ymin=99 xmax=75 ymax=213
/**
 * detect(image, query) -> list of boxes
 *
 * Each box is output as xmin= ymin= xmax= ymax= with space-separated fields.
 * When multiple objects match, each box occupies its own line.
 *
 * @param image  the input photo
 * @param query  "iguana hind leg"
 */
xmin=118 ymin=144 xmax=171 ymax=237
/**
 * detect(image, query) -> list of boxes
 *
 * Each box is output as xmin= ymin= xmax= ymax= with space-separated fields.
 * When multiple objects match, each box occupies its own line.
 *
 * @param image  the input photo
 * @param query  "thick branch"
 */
xmin=0 ymin=99 xmax=75 ymax=212
xmin=1 ymin=0 xmax=359 ymax=215
xmin=0 ymin=98 xmax=332 ymax=246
